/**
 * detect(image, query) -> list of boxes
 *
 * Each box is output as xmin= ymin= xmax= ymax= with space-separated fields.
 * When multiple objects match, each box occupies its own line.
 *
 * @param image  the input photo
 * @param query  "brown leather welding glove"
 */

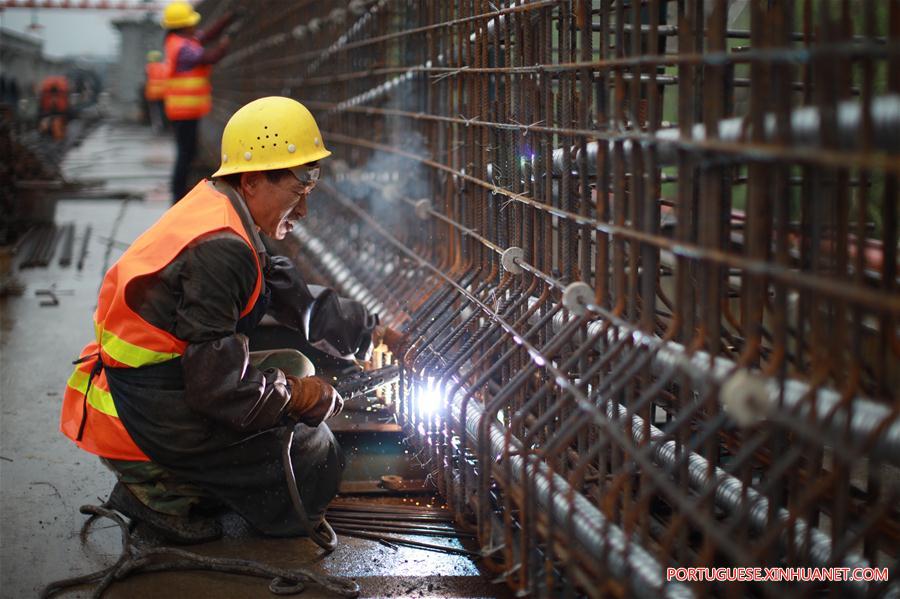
xmin=285 ymin=376 xmax=344 ymax=427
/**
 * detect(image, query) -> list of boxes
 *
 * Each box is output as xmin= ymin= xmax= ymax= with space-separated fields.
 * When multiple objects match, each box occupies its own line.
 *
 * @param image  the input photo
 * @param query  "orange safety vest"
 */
xmin=144 ymin=61 xmax=168 ymax=101
xmin=60 ymin=182 xmax=263 ymax=460
xmin=163 ymin=33 xmax=212 ymax=120
xmin=40 ymin=76 xmax=69 ymax=114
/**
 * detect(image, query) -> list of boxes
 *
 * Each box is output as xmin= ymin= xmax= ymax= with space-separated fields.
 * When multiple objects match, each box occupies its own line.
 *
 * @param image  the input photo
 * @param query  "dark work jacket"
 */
xmin=107 ymin=180 xmax=376 ymax=454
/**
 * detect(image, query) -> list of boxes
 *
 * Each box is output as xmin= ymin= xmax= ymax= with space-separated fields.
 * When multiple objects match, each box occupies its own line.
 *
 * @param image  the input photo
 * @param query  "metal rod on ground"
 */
xmin=326 ymin=511 xmax=455 ymax=523
xmin=328 ymin=504 xmax=452 ymax=517
xmin=325 ymin=520 xmax=471 ymax=538
xmin=331 ymin=527 xmax=478 ymax=557
xmin=37 ymin=225 xmax=61 ymax=267
xmin=76 ymin=224 xmax=91 ymax=271
xmin=58 ymin=223 xmax=75 ymax=267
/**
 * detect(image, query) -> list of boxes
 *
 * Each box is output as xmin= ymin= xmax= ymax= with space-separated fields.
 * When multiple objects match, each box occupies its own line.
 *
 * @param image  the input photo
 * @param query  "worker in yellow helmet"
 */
xmin=161 ymin=1 xmax=238 ymax=203
xmin=61 ymin=97 xmax=402 ymax=543
xmin=143 ymin=50 xmax=167 ymax=133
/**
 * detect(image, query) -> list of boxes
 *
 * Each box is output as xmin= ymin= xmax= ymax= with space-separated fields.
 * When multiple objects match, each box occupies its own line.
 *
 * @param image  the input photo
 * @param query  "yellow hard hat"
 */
xmin=161 ymin=1 xmax=201 ymax=30
xmin=146 ymin=50 xmax=163 ymax=62
xmin=212 ymin=97 xmax=332 ymax=178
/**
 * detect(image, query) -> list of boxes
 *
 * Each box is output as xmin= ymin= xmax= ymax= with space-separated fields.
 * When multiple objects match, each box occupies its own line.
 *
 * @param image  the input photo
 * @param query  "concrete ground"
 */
xmin=1 ymin=123 xmax=502 ymax=598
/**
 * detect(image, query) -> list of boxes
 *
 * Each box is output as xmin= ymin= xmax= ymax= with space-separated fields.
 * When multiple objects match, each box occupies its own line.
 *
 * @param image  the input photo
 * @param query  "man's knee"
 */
xmin=250 ymin=348 xmax=315 ymax=378
xmin=302 ymin=421 xmax=345 ymax=478
xmin=325 ymin=423 xmax=345 ymax=474
xmin=291 ymin=423 xmax=344 ymax=518
xmin=102 ymin=457 xmax=214 ymax=517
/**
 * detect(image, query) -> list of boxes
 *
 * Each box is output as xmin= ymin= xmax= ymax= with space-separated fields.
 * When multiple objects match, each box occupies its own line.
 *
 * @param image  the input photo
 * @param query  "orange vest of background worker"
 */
xmin=59 ymin=183 xmax=263 ymax=461
xmin=39 ymin=75 xmax=69 ymax=115
xmin=161 ymin=1 xmax=237 ymax=203
xmin=38 ymin=75 xmax=70 ymax=140
xmin=144 ymin=50 xmax=168 ymax=132
xmin=143 ymin=51 xmax=168 ymax=102
xmin=163 ymin=34 xmax=211 ymax=120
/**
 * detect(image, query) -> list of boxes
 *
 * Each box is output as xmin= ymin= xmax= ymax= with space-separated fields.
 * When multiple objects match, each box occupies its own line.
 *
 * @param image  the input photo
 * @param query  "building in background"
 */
xmin=111 ymin=14 xmax=163 ymax=120
xmin=0 ymin=27 xmax=71 ymax=116
xmin=1 ymin=27 xmax=112 ymax=122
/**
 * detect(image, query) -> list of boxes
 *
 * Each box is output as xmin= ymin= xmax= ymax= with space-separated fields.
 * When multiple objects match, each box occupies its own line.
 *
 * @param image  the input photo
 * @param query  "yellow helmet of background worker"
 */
xmin=146 ymin=50 xmax=163 ymax=62
xmin=161 ymin=1 xmax=201 ymax=30
xmin=212 ymin=97 xmax=332 ymax=178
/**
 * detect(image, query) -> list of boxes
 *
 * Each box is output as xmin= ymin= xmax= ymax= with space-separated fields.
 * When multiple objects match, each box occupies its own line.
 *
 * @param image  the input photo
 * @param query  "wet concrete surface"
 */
xmin=1 ymin=122 xmax=504 ymax=598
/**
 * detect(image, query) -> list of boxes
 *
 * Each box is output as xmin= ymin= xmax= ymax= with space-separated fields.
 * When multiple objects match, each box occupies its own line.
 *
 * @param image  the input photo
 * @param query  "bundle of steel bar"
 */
xmin=18 ymin=224 xmax=60 ymax=269
xmin=57 ymin=223 xmax=75 ymax=267
xmin=326 ymin=501 xmax=475 ymax=555
xmin=202 ymin=1 xmax=899 ymax=597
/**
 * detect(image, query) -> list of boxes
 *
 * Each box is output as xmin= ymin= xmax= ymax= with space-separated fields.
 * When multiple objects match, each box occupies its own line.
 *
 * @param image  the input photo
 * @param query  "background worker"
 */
xmin=143 ymin=50 xmax=167 ymax=133
xmin=38 ymin=75 xmax=70 ymax=141
xmin=60 ymin=97 xmax=401 ymax=543
xmin=162 ymin=1 xmax=238 ymax=203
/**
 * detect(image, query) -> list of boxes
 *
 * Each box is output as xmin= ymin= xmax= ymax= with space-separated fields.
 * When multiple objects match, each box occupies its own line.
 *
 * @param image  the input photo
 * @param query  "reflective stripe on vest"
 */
xmin=95 ymin=321 xmax=180 ymax=368
xmin=167 ymin=76 xmax=208 ymax=90
xmin=60 ymin=345 xmax=146 ymax=461
xmin=67 ymin=367 xmax=117 ymax=417
xmin=164 ymin=34 xmax=212 ymax=120
xmin=166 ymin=95 xmax=211 ymax=109
xmin=60 ymin=181 xmax=264 ymax=460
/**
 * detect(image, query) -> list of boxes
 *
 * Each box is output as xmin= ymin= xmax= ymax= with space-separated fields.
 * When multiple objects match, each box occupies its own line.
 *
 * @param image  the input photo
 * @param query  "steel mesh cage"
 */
xmin=200 ymin=1 xmax=899 ymax=597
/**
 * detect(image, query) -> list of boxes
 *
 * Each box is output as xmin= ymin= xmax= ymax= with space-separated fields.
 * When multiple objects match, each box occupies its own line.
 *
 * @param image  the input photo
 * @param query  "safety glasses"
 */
xmin=288 ymin=163 xmax=320 ymax=187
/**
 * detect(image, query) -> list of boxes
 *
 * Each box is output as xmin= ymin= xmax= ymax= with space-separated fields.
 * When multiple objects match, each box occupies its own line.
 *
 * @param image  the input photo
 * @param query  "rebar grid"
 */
xmin=201 ymin=1 xmax=899 ymax=597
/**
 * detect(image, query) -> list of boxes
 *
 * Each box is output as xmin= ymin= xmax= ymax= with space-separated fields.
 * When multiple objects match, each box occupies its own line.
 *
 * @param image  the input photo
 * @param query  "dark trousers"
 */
xmin=171 ymin=118 xmax=199 ymax=204
xmin=106 ymin=422 xmax=345 ymax=536
xmin=147 ymin=100 xmax=167 ymax=133
xmin=105 ymin=350 xmax=344 ymax=536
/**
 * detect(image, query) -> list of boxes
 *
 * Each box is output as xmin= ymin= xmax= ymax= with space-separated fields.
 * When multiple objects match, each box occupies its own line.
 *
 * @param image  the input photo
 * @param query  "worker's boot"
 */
xmin=106 ymin=482 xmax=221 ymax=544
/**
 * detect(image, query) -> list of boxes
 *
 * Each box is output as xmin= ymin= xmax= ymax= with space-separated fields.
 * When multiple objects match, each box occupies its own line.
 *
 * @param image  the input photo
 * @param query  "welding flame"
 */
xmin=415 ymin=376 xmax=444 ymax=418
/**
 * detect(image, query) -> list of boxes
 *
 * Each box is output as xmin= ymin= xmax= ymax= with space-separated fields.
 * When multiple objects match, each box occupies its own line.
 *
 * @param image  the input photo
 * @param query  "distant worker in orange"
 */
xmin=144 ymin=50 xmax=168 ymax=133
xmin=39 ymin=75 xmax=70 ymax=141
xmin=161 ymin=1 xmax=239 ymax=203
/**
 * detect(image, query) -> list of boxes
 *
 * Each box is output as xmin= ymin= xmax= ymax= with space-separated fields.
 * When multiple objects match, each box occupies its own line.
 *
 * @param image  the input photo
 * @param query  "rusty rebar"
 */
xmin=203 ymin=1 xmax=899 ymax=597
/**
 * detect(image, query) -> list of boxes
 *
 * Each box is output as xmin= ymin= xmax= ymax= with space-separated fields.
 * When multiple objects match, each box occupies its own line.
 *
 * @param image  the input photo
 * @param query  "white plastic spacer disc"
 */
xmin=287 ymin=144 xmax=296 ymax=153
xmin=414 ymin=198 xmax=431 ymax=220
xmin=243 ymin=152 xmax=252 ymax=161
xmin=222 ymin=154 xmax=228 ymax=163
xmin=501 ymin=246 xmax=524 ymax=275
xmin=720 ymin=369 xmax=771 ymax=427
xmin=562 ymin=281 xmax=593 ymax=316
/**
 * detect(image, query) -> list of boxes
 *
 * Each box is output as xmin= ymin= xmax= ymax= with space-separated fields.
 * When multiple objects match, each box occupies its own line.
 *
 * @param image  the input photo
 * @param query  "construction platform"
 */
xmin=0 ymin=122 xmax=502 ymax=598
